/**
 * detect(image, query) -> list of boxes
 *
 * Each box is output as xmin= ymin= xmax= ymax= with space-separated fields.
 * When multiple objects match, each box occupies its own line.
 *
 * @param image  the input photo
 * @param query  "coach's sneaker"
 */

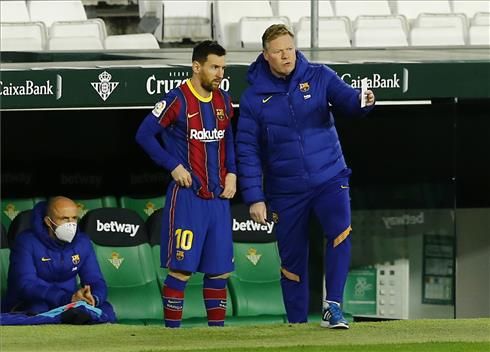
xmin=321 ymin=301 xmax=349 ymax=329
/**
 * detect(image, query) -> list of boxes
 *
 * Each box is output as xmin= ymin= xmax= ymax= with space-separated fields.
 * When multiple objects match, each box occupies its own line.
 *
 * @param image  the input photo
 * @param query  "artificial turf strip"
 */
xmin=1 ymin=318 xmax=489 ymax=352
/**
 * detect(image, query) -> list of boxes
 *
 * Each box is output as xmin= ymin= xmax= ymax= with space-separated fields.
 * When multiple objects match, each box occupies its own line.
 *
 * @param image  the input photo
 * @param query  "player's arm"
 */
xmin=135 ymin=94 xmax=181 ymax=172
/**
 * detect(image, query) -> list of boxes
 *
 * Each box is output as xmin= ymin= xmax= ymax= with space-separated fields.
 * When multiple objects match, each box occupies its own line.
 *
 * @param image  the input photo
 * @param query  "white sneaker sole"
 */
xmin=320 ymin=321 xmax=349 ymax=329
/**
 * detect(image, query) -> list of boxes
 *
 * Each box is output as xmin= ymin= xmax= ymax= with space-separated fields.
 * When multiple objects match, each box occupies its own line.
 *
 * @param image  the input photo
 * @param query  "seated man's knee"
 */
xmin=206 ymin=272 xmax=231 ymax=280
xmin=168 ymin=269 xmax=192 ymax=282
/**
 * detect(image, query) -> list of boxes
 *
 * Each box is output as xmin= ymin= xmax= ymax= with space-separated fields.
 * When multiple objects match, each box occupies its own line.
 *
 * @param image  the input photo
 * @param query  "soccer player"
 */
xmin=236 ymin=24 xmax=375 ymax=328
xmin=135 ymin=41 xmax=236 ymax=328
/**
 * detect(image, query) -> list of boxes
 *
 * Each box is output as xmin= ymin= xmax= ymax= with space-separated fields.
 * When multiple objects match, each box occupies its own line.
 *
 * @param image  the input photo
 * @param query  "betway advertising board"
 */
xmin=1 ymin=62 xmax=488 ymax=110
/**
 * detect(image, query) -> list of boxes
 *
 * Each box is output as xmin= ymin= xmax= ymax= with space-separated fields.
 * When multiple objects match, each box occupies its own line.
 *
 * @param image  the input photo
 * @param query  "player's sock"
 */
xmin=203 ymin=277 xmax=227 ymax=327
xmin=162 ymin=275 xmax=187 ymax=328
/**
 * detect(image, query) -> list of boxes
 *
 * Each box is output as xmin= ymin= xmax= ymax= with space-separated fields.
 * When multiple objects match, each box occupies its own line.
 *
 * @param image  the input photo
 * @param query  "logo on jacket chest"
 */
xmin=72 ymin=254 xmax=80 ymax=265
xmin=299 ymin=82 xmax=310 ymax=92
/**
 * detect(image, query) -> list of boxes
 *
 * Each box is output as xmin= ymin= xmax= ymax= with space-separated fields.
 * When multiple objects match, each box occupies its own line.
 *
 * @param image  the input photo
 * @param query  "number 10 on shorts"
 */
xmin=175 ymin=228 xmax=194 ymax=250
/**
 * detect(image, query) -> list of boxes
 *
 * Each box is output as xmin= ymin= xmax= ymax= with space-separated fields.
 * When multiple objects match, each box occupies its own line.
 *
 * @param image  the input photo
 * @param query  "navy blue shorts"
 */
xmin=160 ymin=182 xmax=234 ymax=275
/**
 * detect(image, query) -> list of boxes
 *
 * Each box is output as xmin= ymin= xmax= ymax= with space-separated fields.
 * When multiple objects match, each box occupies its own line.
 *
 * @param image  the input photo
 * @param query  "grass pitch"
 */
xmin=1 ymin=318 xmax=489 ymax=352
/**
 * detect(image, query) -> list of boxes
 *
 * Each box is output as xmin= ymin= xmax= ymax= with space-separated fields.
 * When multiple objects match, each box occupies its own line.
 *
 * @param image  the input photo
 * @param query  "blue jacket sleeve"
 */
xmin=225 ymin=120 xmax=237 ymax=174
xmin=325 ymin=66 xmax=375 ymax=117
xmin=135 ymin=113 xmax=181 ymax=173
xmin=77 ymin=236 xmax=107 ymax=306
xmin=11 ymin=237 xmax=72 ymax=307
xmin=236 ymin=94 xmax=266 ymax=205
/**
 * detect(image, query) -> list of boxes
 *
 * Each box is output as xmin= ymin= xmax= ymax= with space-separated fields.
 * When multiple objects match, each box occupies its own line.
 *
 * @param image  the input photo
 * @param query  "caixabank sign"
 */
xmin=0 ymin=61 xmax=488 ymax=110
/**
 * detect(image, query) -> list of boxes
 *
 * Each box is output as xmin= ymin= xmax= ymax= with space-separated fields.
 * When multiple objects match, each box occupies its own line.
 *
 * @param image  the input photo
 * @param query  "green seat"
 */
xmin=79 ymin=208 xmax=162 ymax=325
xmin=229 ymin=241 xmax=286 ymax=322
xmin=73 ymin=196 xmax=118 ymax=219
xmin=119 ymin=195 xmax=166 ymax=221
xmin=1 ymin=224 xmax=9 ymax=301
xmin=1 ymin=212 xmax=11 ymax=235
xmin=1 ymin=198 xmax=36 ymax=230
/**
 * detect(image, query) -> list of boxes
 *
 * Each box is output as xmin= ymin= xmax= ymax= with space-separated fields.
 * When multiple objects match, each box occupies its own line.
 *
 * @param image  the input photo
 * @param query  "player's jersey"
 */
xmin=140 ymin=79 xmax=236 ymax=199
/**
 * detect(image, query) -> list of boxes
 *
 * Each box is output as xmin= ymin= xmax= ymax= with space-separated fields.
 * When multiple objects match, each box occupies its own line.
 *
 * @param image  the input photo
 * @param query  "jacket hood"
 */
xmin=32 ymin=201 xmax=77 ymax=250
xmin=246 ymin=50 xmax=310 ymax=94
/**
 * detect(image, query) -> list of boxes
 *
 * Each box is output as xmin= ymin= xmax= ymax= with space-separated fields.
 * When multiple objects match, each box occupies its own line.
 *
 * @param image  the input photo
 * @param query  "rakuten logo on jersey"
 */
xmin=189 ymin=128 xmax=225 ymax=142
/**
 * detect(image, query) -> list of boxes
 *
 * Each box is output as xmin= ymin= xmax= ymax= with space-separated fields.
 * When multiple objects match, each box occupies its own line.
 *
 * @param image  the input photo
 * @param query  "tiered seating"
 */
xmin=410 ymin=13 xmax=467 ymax=46
xmin=333 ymin=0 xmax=391 ymax=22
xmin=27 ymin=0 xmax=88 ymax=28
xmin=469 ymin=12 xmax=490 ymax=45
xmin=394 ymin=0 xmax=452 ymax=21
xmin=238 ymin=16 xmax=291 ymax=49
xmin=105 ymin=33 xmax=160 ymax=49
xmin=0 ymin=0 xmax=30 ymax=22
xmin=353 ymin=15 xmax=409 ymax=47
xmin=79 ymin=208 xmax=162 ymax=324
xmin=214 ymin=0 xmax=278 ymax=49
xmin=295 ymin=16 xmax=351 ymax=48
xmin=274 ymin=0 xmax=335 ymax=31
xmin=452 ymin=0 xmax=490 ymax=19
xmin=0 ymin=21 xmax=47 ymax=51
xmin=139 ymin=0 xmax=212 ymax=43
xmin=48 ymin=18 xmax=106 ymax=50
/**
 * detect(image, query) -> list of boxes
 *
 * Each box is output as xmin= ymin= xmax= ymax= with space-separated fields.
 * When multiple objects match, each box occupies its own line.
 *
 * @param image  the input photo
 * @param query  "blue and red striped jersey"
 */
xmin=136 ymin=79 xmax=236 ymax=199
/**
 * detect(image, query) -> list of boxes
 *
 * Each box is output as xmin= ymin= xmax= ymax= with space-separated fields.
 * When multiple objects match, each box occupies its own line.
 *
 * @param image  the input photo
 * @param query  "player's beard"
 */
xmin=202 ymin=78 xmax=220 ymax=93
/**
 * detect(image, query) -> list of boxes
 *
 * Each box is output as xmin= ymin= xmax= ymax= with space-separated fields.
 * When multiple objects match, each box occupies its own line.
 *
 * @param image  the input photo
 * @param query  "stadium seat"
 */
xmin=410 ymin=13 xmax=467 ymax=46
xmin=214 ymin=0 xmax=276 ymax=49
xmin=119 ymin=195 xmax=165 ymax=221
xmin=49 ymin=19 xmax=108 ymax=43
xmin=295 ymin=16 xmax=351 ymax=48
xmin=333 ymin=0 xmax=391 ymax=22
xmin=274 ymin=0 xmax=334 ymax=31
xmin=27 ymin=0 xmax=88 ymax=28
xmin=227 ymin=203 xmax=286 ymax=323
xmin=79 ymin=208 xmax=162 ymax=324
xmin=6 ymin=210 xmax=33 ymax=248
xmin=48 ymin=37 xmax=104 ymax=51
xmin=104 ymin=34 xmax=160 ymax=50
xmin=469 ymin=24 xmax=490 ymax=45
xmin=0 ymin=0 xmax=30 ymax=22
xmin=452 ymin=1 xmax=490 ymax=19
xmin=0 ymin=223 xmax=10 ymax=304
xmin=73 ymin=196 xmax=118 ymax=219
xmin=238 ymin=16 xmax=291 ymax=49
xmin=353 ymin=15 xmax=409 ymax=47
xmin=394 ymin=0 xmax=451 ymax=21
xmin=1 ymin=198 xmax=36 ymax=228
xmin=0 ymin=21 xmax=47 ymax=51
xmin=472 ymin=11 xmax=490 ymax=26
xmin=146 ymin=208 xmax=233 ymax=325
xmin=138 ymin=0 xmax=212 ymax=42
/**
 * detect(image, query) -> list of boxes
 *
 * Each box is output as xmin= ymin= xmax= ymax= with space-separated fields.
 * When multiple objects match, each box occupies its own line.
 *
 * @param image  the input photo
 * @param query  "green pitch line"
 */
xmin=1 ymin=319 xmax=489 ymax=352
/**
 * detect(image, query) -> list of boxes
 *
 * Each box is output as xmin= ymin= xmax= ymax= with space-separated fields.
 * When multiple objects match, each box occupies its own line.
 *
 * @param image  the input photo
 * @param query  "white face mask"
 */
xmin=48 ymin=218 xmax=77 ymax=243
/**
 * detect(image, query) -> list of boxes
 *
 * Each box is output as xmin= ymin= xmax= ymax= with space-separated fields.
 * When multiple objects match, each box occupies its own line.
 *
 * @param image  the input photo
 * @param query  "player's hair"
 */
xmin=192 ymin=40 xmax=226 ymax=64
xmin=262 ymin=24 xmax=295 ymax=49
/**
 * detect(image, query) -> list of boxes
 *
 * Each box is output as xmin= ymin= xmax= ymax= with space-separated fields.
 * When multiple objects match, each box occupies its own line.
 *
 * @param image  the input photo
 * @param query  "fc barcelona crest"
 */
xmin=299 ymin=82 xmax=310 ymax=92
xmin=216 ymin=108 xmax=225 ymax=120
xmin=72 ymin=254 xmax=80 ymax=265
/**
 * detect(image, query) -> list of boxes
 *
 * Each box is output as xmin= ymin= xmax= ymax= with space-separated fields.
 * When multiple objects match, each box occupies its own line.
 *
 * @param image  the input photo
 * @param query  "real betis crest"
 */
xmin=108 ymin=251 xmax=124 ymax=269
xmin=246 ymin=248 xmax=262 ymax=266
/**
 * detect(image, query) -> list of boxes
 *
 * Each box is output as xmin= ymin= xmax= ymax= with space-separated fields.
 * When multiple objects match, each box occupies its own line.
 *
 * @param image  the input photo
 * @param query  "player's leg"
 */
xmin=312 ymin=169 xmax=352 ymax=329
xmin=160 ymin=184 xmax=207 ymax=328
xmin=198 ymin=198 xmax=234 ymax=327
xmin=269 ymin=193 xmax=311 ymax=323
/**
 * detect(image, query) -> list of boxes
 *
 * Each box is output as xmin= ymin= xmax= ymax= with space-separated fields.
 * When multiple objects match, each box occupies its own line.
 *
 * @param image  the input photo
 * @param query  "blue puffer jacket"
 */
xmin=236 ymin=51 xmax=374 ymax=205
xmin=5 ymin=202 xmax=108 ymax=314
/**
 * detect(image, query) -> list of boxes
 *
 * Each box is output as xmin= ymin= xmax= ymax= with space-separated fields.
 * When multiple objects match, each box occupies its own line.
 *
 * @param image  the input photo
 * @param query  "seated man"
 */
xmin=4 ymin=196 xmax=116 ymax=323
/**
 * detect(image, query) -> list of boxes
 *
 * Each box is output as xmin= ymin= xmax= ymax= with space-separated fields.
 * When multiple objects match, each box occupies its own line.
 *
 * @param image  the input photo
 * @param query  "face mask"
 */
xmin=48 ymin=218 xmax=77 ymax=243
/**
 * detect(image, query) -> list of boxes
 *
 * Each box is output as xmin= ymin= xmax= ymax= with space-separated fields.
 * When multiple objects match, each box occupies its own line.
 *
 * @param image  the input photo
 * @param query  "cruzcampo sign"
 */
xmin=1 ymin=61 xmax=489 ymax=110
